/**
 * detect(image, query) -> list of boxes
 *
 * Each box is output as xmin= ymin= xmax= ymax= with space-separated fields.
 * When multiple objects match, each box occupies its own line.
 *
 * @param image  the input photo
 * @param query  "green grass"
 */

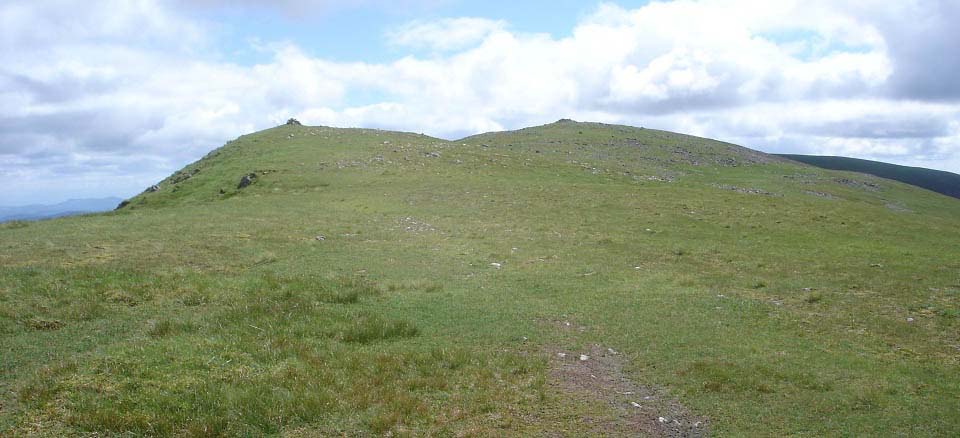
xmin=1 ymin=120 xmax=959 ymax=436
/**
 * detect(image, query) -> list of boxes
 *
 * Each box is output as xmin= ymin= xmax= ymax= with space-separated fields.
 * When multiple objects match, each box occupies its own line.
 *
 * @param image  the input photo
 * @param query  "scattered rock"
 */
xmin=237 ymin=173 xmax=257 ymax=189
xmin=395 ymin=217 xmax=436 ymax=233
xmin=714 ymin=184 xmax=779 ymax=196
xmin=580 ymin=354 xmax=590 ymax=361
xmin=315 ymin=235 xmax=326 ymax=241
xmin=885 ymin=202 xmax=912 ymax=213
xmin=145 ymin=184 xmax=160 ymax=193
xmin=805 ymin=190 xmax=838 ymax=200
xmin=490 ymin=262 xmax=502 ymax=269
xmin=834 ymin=178 xmax=881 ymax=191
xmin=169 ymin=168 xmax=200 ymax=184
xmin=906 ymin=317 xmax=915 ymax=323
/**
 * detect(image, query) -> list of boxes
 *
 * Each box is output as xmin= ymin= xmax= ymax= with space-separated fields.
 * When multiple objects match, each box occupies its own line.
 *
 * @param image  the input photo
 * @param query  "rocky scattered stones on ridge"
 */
xmin=169 ymin=168 xmax=200 ymax=184
xmin=834 ymin=177 xmax=881 ymax=191
xmin=713 ymin=184 xmax=780 ymax=196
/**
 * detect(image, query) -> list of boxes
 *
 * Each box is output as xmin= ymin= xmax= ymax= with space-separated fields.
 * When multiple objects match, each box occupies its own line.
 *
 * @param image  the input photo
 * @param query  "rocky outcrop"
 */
xmin=237 ymin=173 xmax=257 ymax=189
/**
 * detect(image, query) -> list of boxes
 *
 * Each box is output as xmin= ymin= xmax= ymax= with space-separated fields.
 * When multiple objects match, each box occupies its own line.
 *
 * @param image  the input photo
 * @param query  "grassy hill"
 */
xmin=777 ymin=154 xmax=960 ymax=199
xmin=2 ymin=120 xmax=959 ymax=436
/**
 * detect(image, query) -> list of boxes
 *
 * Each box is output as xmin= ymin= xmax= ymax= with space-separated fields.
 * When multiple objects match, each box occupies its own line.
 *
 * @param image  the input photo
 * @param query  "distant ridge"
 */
xmin=0 ymin=197 xmax=123 ymax=222
xmin=777 ymin=154 xmax=960 ymax=200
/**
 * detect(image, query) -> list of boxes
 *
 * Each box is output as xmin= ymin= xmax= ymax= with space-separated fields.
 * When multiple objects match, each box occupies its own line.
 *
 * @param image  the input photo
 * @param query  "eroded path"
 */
xmin=544 ymin=318 xmax=709 ymax=437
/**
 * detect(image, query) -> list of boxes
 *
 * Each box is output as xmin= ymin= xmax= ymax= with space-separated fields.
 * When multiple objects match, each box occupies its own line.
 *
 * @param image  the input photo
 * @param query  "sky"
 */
xmin=2 ymin=0 xmax=959 ymax=206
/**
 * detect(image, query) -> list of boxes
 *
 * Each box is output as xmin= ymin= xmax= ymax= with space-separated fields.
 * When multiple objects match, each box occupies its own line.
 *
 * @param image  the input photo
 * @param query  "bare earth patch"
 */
xmin=550 ymin=344 xmax=709 ymax=437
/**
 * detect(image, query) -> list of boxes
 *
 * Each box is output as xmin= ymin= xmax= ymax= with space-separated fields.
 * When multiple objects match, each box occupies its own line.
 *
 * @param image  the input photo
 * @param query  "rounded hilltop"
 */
xmin=114 ymin=118 xmax=947 ymax=225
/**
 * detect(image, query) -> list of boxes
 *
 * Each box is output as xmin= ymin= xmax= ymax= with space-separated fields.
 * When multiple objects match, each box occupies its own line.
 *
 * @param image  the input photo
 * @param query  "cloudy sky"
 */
xmin=2 ymin=0 xmax=958 ymax=205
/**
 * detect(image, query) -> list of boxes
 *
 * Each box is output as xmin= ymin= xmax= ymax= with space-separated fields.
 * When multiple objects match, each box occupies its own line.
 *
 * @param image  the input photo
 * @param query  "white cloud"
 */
xmin=180 ymin=0 xmax=450 ymax=17
xmin=0 ymin=0 xmax=205 ymax=50
xmin=608 ymin=49 xmax=724 ymax=102
xmin=387 ymin=17 xmax=507 ymax=51
xmin=1 ymin=0 xmax=959 ymax=205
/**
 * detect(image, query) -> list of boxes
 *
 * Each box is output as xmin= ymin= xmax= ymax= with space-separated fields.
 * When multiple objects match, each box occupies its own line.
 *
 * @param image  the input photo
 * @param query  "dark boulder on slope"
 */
xmin=237 ymin=173 xmax=257 ymax=189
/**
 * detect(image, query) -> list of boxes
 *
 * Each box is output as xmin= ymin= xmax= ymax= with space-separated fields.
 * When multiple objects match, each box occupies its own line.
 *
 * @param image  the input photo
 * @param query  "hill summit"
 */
xmin=119 ymin=119 xmax=943 ymax=213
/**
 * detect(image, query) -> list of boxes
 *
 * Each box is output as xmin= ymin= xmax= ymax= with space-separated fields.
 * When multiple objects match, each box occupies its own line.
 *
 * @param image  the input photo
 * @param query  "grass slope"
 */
xmin=778 ymin=154 xmax=960 ymax=199
xmin=1 ymin=120 xmax=959 ymax=436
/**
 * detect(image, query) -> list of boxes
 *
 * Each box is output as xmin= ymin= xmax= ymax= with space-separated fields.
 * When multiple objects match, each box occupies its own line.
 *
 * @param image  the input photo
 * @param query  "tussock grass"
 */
xmin=24 ymin=317 xmax=64 ymax=331
xmin=337 ymin=313 xmax=419 ymax=343
xmin=386 ymin=278 xmax=443 ymax=293
xmin=0 ymin=220 xmax=29 ymax=229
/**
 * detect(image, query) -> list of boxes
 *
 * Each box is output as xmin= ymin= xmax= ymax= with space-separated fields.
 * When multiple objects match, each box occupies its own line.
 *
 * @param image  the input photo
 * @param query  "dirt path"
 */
xmin=549 ymin=343 xmax=709 ymax=437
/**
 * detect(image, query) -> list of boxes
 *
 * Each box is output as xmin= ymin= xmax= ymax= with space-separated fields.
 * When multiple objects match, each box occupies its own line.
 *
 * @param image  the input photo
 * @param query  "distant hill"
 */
xmin=0 ymin=197 xmax=123 ymax=222
xmin=777 ymin=154 xmax=960 ymax=199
